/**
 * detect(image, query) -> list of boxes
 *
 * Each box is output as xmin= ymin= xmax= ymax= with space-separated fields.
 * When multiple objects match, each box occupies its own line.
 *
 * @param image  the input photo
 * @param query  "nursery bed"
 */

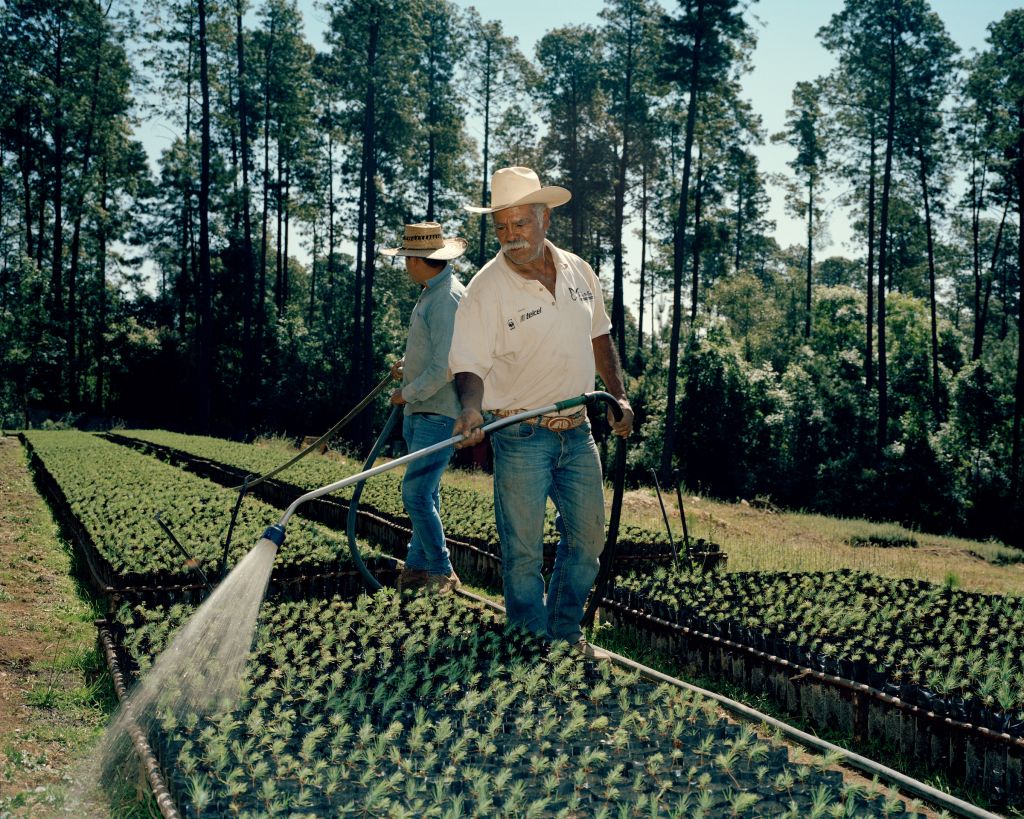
xmin=98 ymin=585 xmax=928 ymax=818
xmin=602 ymin=581 xmax=1024 ymax=807
xmin=20 ymin=431 xmax=383 ymax=596
xmin=103 ymin=430 xmax=715 ymax=585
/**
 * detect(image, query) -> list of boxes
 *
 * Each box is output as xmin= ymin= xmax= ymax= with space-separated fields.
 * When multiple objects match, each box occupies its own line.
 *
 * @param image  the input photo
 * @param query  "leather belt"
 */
xmin=493 ymin=406 xmax=588 ymax=432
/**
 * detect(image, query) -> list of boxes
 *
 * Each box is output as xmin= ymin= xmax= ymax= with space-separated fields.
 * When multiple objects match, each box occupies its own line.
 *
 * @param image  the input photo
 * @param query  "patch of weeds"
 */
xmin=847 ymin=534 xmax=918 ymax=549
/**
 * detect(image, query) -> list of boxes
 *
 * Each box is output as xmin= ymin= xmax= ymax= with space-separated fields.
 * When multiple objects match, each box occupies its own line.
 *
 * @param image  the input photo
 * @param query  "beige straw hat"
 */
xmin=465 ymin=166 xmax=571 ymax=214
xmin=380 ymin=222 xmax=468 ymax=259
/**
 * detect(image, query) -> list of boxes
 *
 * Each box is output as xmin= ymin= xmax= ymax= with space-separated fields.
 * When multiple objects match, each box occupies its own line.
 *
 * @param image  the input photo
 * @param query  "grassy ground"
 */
xmin=608 ymin=486 xmax=1024 ymax=595
xmin=0 ymin=434 xmax=106 ymax=815
xmin=0 ymin=436 xmax=157 ymax=817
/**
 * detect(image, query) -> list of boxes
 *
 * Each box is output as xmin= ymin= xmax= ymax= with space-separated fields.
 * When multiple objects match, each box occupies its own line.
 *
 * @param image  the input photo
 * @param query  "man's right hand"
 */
xmin=453 ymin=408 xmax=485 ymax=449
xmin=390 ymin=358 xmax=404 ymax=381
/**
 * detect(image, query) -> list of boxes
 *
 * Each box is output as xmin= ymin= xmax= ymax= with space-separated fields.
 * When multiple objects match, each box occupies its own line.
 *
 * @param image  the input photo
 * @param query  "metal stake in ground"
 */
xmin=650 ymin=469 xmax=680 ymax=567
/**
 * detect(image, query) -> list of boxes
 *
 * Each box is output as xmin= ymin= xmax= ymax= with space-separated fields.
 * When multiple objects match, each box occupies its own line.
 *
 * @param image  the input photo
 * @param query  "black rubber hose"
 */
xmin=581 ymin=394 xmax=627 ymax=629
xmin=346 ymin=406 xmax=401 ymax=591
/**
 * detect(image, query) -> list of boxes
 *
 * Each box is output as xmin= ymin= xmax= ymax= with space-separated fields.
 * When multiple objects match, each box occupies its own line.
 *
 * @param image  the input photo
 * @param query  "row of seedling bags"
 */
xmin=19 ymin=430 xmax=1011 ymax=812
xmin=103 ymin=583 xmax=924 ymax=816
xmin=25 ymin=430 xmax=1024 ymax=738
xmin=103 ymin=429 xmax=718 ymax=570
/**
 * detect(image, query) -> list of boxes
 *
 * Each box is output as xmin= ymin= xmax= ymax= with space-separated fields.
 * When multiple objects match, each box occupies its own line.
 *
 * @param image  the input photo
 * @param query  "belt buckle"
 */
xmin=546 ymin=415 xmax=573 ymax=432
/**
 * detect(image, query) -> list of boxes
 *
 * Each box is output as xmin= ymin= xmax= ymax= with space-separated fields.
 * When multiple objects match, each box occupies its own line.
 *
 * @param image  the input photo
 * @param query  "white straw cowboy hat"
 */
xmin=380 ymin=222 xmax=468 ymax=260
xmin=465 ymin=166 xmax=571 ymax=214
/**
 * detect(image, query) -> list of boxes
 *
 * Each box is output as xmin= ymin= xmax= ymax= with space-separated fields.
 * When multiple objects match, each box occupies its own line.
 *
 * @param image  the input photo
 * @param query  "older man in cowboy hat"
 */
xmin=449 ymin=167 xmax=634 ymax=658
xmin=382 ymin=221 xmax=467 ymax=593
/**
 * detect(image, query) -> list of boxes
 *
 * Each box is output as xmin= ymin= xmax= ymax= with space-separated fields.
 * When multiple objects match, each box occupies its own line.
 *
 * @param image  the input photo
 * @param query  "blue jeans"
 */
xmin=489 ymin=418 xmax=605 ymax=643
xmin=401 ymin=412 xmax=456 ymax=575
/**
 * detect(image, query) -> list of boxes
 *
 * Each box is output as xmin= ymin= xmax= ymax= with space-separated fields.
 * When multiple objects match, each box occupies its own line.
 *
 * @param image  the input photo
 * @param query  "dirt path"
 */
xmin=0 ymin=435 xmax=107 ymax=815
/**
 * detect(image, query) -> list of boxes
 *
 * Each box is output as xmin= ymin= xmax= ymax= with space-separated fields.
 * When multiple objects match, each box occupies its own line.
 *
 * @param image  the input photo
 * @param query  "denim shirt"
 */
xmin=401 ymin=264 xmax=465 ymax=418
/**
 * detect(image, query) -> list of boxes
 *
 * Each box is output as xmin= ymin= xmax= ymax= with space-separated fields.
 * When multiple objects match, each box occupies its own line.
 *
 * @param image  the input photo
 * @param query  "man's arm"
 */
xmin=592 ymin=333 xmax=634 ymax=438
xmin=452 ymin=372 xmax=485 ymax=449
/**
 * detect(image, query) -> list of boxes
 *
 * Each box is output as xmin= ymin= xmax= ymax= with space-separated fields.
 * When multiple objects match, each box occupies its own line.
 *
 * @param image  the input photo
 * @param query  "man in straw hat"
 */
xmin=448 ymin=167 xmax=634 ymax=659
xmin=381 ymin=221 xmax=467 ymax=593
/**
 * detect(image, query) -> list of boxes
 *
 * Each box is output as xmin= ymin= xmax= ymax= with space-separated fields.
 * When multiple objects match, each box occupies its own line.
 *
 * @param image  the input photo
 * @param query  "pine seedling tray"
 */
xmin=99 ymin=587 xmax=925 ymax=817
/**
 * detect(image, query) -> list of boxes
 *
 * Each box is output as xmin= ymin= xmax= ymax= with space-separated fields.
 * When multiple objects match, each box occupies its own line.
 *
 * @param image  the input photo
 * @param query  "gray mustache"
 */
xmin=501 ymin=240 xmax=530 ymax=252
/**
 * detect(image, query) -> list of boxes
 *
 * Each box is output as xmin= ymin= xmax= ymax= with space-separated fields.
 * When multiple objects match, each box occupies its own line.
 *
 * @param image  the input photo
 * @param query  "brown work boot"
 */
xmin=571 ymin=637 xmax=611 ymax=662
xmin=426 ymin=570 xmax=461 ymax=594
xmin=396 ymin=568 xmax=429 ymax=592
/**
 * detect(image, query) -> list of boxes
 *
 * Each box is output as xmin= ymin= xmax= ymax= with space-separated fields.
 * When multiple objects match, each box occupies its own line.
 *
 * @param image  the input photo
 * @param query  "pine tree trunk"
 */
xmin=196 ymin=0 xmax=214 ymax=432
xmin=328 ymin=129 xmax=336 ymax=296
xmin=918 ymin=145 xmax=940 ymax=423
xmin=16 ymin=107 xmax=33 ymax=258
xmin=805 ymin=176 xmax=813 ymax=339
xmin=865 ymin=122 xmax=876 ymax=391
xmin=358 ymin=15 xmax=381 ymax=408
xmin=660 ymin=0 xmax=705 ymax=482
xmin=66 ymin=18 xmax=104 ymax=411
xmin=94 ymin=159 xmax=108 ymax=412
xmin=637 ymin=157 xmax=648 ymax=357
xmin=275 ymin=142 xmax=283 ymax=314
xmin=477 ymin=42 xmax=492 ymax=268
xmin=257 ymin=15 xmax=274 ymax=373
xmin=283 ymin=162 xmax=290 ymax=308
xmin=237 ymin=0 xmax=257 ymax=428
xmin=425 ymin=38 xmax=437 ymax=221
xmin=611 ymin=26 xmax=634 ymax=365
xmin=975 ymin=201 xmax=1009 ymax=361
xmin=308 ymin=216 xmax=317 ymax=327
xmin=691 ymin=145 xmax=704 ymax=321
xmin=1009 ymin=108 xmax=1024 ymax=513
xmin=178 ymin=18 xmax=195 ymax=339
xmin=876 ymin=31 xmax=897 ymax=454
xmin=51 ymin=25 xmax=66 ymax=403
xmin=734 ymin=180 xmax=742 ymax=275
xmin=970 ymin=150 xmax=988 ymax=358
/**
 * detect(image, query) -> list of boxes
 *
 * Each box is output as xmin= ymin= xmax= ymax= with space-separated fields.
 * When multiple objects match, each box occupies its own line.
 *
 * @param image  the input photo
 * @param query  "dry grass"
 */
xmin=611 ymin=485 xmax=1024 ymax=596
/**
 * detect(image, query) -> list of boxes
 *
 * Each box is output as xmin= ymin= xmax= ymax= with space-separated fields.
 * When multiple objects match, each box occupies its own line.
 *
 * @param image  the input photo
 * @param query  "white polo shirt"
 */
xmin=449 ymin=239 xmax=611 ymax=412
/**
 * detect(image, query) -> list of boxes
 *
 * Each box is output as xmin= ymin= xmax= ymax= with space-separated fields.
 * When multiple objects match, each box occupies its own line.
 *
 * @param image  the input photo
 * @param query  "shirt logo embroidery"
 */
xmin=507 ymin=318 xmax=517 ymax=330
xmin=520 ymin=307 xmax=543 ymax=322
xmin=569 ymin=287 xmax=594 ymax=302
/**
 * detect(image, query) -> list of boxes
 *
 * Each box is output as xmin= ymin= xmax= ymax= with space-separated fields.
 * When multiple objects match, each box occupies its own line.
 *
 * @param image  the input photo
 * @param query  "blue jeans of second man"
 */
xmin=489 ymin=418 xmax=605 ymax=643
xmin=401 ymin=412 xmax=455 ymax=576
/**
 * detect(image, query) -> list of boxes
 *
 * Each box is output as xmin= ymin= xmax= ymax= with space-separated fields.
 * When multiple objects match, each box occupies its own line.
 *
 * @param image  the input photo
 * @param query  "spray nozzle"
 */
xmin=262 ymin=524 xmax=286 ymax=547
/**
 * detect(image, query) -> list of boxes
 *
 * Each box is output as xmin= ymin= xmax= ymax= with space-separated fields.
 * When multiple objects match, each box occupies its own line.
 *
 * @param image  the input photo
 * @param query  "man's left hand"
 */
xmin=390 ymin=388 xmax=407 ymax=406
xmin=607 ymin=399 xmax=633 ymax=438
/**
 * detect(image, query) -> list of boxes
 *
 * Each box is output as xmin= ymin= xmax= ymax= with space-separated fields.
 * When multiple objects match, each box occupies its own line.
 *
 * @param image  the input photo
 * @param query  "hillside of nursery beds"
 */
xmin=4 ymin=428 xmax=1023 ymax=815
